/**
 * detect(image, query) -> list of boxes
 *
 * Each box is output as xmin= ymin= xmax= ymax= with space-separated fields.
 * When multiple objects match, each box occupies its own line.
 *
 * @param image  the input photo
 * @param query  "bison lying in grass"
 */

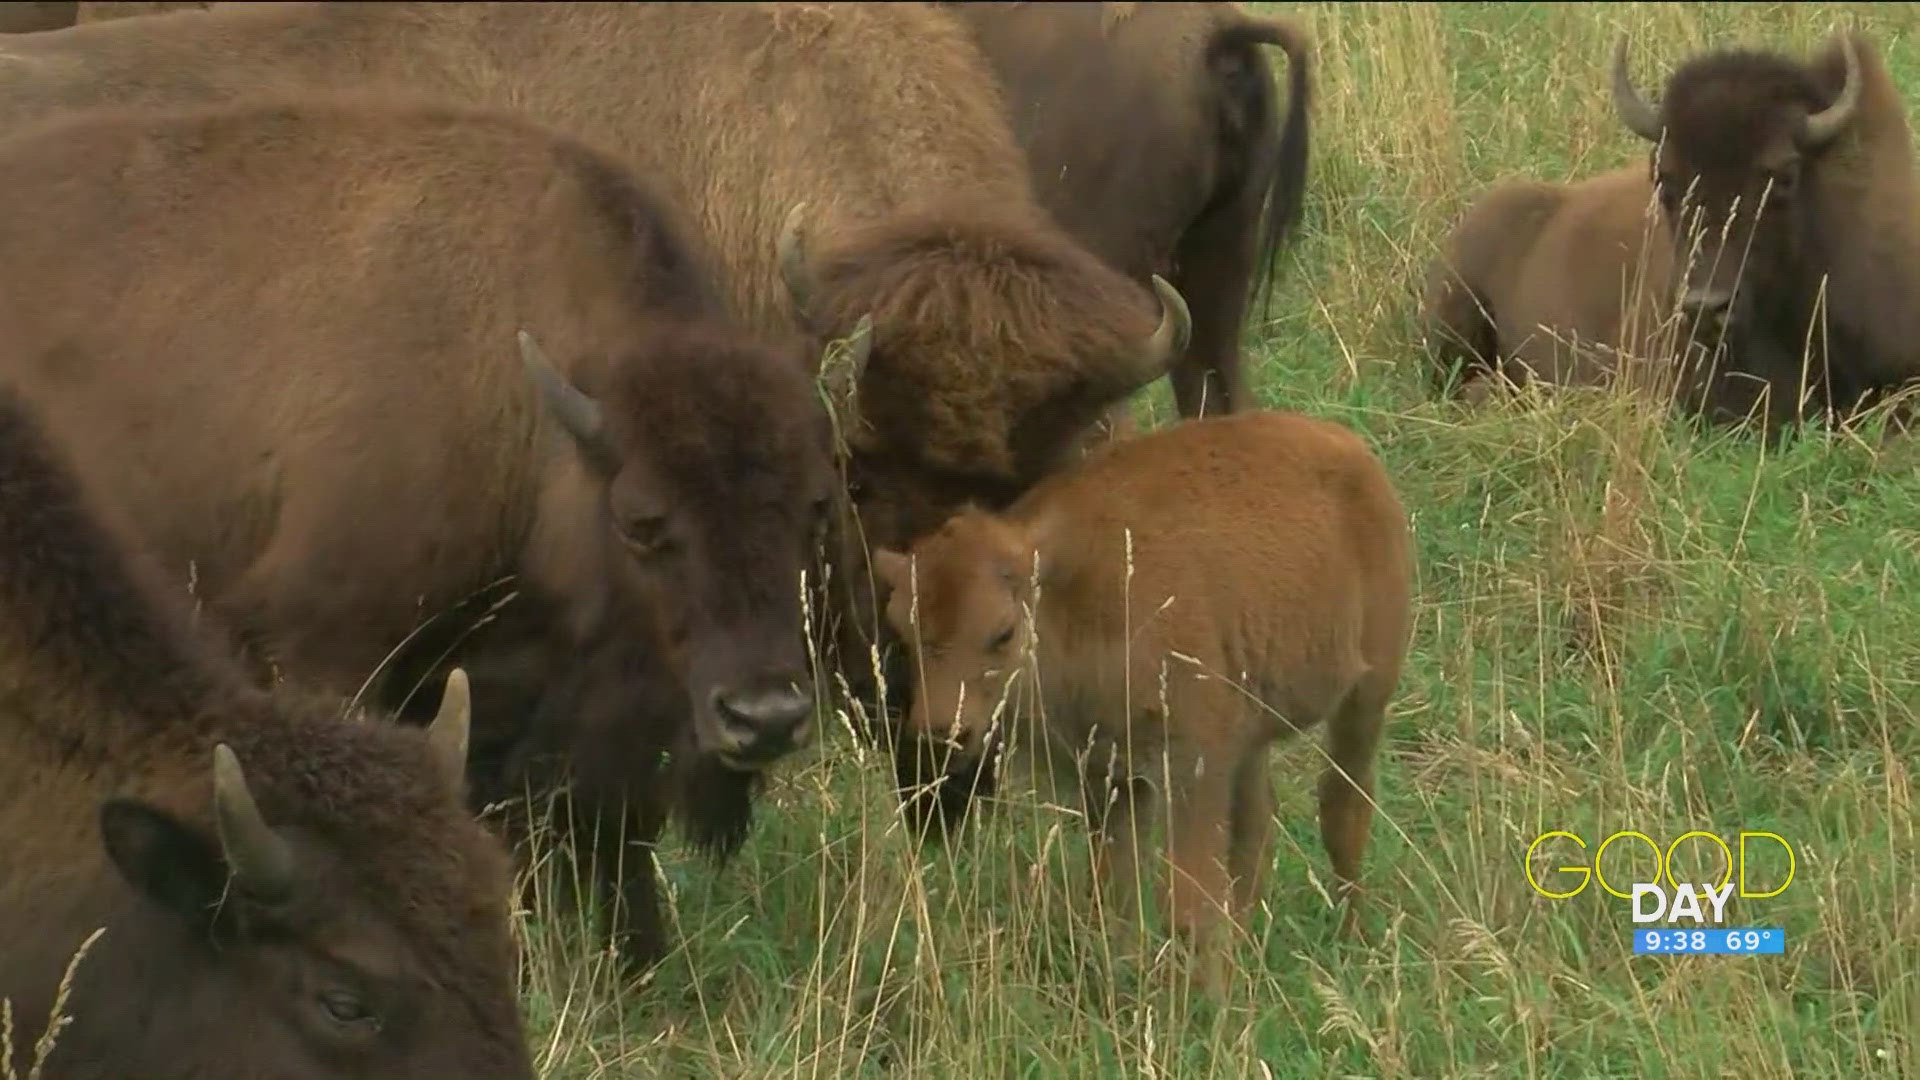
xmin=872 ymin=410 xmax=1414 ymax=992
xmin=1425 ymin=31 xmax=1920 ymax=440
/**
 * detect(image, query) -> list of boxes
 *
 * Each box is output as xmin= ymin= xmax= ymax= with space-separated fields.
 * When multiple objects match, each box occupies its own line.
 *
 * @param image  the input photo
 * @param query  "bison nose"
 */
xmin=712 ymin=678 xmax=815 ymax=765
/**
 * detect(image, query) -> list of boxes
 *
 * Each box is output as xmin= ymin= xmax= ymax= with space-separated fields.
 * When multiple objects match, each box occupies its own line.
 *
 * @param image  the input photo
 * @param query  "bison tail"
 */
xmin=1216 ymin=15 xmax=1312 ymax=323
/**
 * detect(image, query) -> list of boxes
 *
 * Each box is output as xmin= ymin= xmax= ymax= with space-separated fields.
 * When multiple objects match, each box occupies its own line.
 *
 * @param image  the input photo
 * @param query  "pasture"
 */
xmin=502 ymin=4 xmax=1920 ymax=1077
xmin=6 ymin=3 xmax=1915 ymax=1078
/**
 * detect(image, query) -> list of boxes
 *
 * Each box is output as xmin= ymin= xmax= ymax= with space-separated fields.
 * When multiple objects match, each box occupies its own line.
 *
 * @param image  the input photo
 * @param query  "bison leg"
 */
xmin=1226 ymin=741 xmax=1275 ymax=924
xmin=582 ymin=791 xmax=668 ymax=980
xmin=1084 ymin=768 xmax=1154 ymax=935
xmin=1161 ymin=727 xmax=1240 ymax=994
xmin=1167 ymin=198 xmax=1262 ymax=418
xmin=1421 ymin=269 xmax=1503 ymax=402
xmin=1317 ymin=679 xmax=1389 ymax=939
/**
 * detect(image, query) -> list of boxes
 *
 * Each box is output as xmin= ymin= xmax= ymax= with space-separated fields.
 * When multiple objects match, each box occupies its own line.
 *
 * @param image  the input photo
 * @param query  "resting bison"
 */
xmin=1426 ymin=31 xmax=1920 ymax=438
xmin=0 ymin=388 xmax=533 ymax=1079
xmin=0 ymin=95 xmax=834 ymax=974
xmin=937 ymin=0 xmax=1312 ymax=418
xmin=872 ymin=410 xmax=1413 ymax=993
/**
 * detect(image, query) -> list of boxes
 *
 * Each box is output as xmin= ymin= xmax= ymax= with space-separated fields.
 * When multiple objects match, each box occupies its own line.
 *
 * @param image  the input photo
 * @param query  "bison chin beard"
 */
xmin=672 ymin=745 xmax=762 ymax=863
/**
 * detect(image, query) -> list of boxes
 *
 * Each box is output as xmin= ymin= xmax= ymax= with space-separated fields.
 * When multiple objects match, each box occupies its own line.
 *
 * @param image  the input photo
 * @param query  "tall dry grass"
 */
xmin=501 ymin=4 xmax=1920 ymax=1078
xmin=8 ymin=5 xmax=1914 ymax=1079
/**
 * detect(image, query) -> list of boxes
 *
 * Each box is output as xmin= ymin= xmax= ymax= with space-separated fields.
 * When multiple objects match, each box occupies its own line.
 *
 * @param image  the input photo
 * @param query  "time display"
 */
xmin=1634 ymin=927 xmax=1784 ymax=955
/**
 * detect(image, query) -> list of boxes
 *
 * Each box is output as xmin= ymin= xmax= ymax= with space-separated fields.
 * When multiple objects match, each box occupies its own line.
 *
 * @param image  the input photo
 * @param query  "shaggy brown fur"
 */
xmin=0 ymin=94 xmax=835 ymax=975
xmin=75 ymin=0 xmax=196 ymax=20
xmin=1614 ymin=31 xmax=1920 ymax=432
xmin=0 ymin=386 xmax=533 ymax=1079
xmin=0 ymin=0 xmax=1191 ymax=748
xmin=936 ymin=1 xmax=1313 ymax=418
xmin=0 ymin=2 xmax=79 ymax=32
xmin=1427 ymin=32 xmax=1920 ymax=439
xmin=872 ymin=411 xmax=1414 ymax=994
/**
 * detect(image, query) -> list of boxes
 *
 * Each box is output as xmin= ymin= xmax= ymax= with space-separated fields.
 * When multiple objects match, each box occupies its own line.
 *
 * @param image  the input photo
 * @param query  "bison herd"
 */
xmin=0 ymin=3 xmax=1912 ymax=1077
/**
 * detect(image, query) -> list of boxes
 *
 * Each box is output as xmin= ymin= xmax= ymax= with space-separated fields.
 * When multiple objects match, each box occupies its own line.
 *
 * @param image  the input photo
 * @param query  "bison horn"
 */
xmin=1133 ymin=275 xmax=1193 ymax=375
xmin=778 ymin=202 xmax=814 ymax=323
xmin=426 ymin=667 xmax=471 ymax=794
xmin=517 ymin=330 xmax=613 ymax=467
xmin=212 ymin=743 xmax=296 ymax=903
xmin=1801 ymin=35 xmax=1861 ymax=149
xmin=1611 ymin=37 xmax=1662 ymax=143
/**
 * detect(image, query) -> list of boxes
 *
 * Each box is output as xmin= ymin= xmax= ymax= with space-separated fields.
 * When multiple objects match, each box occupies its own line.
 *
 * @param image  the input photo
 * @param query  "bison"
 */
xmin=935 ymin=0 xmax=1312 ymax=419
xmin=0 ymin=386 xmax=534 ymax=1078
xmin=0 ymin=1 xmax=1191 ymax=708
xmin=871 ymin=410 xmax=1414 ymax=994
xmin=0 ymin=94 xmax=835 ymax=974
xmin=1610 ymin=31 xmax=1920 ymax=432
xmin=0 ymin=2 xmax=78 ymax=32
xmin=1426 ymin=31 xmax=1920 ymax=439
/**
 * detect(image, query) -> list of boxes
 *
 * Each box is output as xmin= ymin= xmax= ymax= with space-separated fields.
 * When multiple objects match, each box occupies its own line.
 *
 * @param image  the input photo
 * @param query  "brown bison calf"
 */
xmin=873 ymin=411 xmax=1413 ymax=991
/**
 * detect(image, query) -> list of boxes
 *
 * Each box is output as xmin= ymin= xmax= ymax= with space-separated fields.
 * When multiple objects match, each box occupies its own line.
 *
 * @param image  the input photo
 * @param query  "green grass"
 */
xmin=516 ymin=5 xmax=1920 ymax=1076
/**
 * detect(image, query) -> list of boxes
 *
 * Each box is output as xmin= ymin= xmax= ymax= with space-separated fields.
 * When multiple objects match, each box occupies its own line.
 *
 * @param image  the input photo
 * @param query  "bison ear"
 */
xmin=100 ymin=798 xmax=229 ymax=930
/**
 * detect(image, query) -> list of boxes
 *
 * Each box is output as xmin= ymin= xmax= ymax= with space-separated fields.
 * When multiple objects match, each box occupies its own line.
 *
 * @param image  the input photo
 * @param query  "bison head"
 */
xmin=870 ymin=509 xmax=1041 ymax=775
xmin=518 ymin=327 xmax=835 ymax=772
xmin=774 ymin=201 xmax=1187 ymax=711
xmin=84 ymin=673 xmax=535 ymax=1079
xmin=1612 ymin=35 xmax=1861 ymax=354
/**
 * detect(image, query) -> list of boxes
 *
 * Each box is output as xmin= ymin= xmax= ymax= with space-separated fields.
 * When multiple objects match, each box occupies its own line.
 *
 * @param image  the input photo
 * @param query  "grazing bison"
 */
xmin=872 ymin=410 xmax=1414 ymax=993
xmin=0 ymin=0 xmax=1190 ymax=707
xmin=1426 ymin=31 xmax=1920 ymax=438
xmin=0 ymin=388 xmax=533 ymax=1079
xmin=936 ymin=0 xmax=1312 ymax=418
xmin=0 ymin=95 xmax=835 ymax=974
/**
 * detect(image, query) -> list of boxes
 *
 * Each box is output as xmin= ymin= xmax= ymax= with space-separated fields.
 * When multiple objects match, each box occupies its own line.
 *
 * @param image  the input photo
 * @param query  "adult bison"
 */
xmin=936 ymin=1 xmax=1311 ymax=418
xmin=1426 ymin=31 xmax=1920 ymax=438
xmin=0 ymin=386 xmax=534 ymax=1078
xmin=0 ymin=2 xmax=79 ymax=32
xmin=0 ymin=1 xmax=1189 ymax=703
xmin=0 ymin=95 xmax=835 ymax=974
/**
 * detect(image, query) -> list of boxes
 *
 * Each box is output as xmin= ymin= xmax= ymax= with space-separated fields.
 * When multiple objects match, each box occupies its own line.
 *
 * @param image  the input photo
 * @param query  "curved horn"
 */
xmin=1611 ymin=37 xmax=1662 ymax=143
xmin=212 ymin=743 xmax=295 ymax=902
xmin=517 ymin=330 xmax=610 ymax=464
xmin=426 ymin=667 xmax=471 ymax=794
xmin=778 ymin=202 xmax=814 ymax=322
xmin=1133 ymin=275 xmax=1193 ymax=374
xmin=1801 ymin=35 xmax=1861 ymax=148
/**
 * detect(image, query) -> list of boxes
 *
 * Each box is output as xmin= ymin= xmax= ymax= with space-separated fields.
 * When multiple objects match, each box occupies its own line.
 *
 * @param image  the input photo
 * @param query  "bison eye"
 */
xmin=619 ymin=513 xmax=671 ymax=553
xmin=319 ymin=988 xmax=379 ymax=1031
xmin=987 ymin=624 xmax=1015 ymax=652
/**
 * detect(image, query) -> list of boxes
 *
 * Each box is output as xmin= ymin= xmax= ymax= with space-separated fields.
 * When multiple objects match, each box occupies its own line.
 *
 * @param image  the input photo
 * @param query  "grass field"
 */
xmin=510 ymin=5 xmax=1920 ymax=1077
